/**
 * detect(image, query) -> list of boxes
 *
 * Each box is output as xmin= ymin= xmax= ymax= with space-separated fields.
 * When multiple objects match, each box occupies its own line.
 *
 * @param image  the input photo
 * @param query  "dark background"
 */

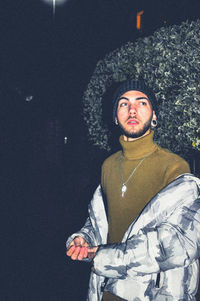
xmin=0 ymin=1 xmax=200 ymax=300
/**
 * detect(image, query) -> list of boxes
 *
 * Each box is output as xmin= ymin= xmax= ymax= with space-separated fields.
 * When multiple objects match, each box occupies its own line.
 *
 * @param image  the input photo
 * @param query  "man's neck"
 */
xmin=120 ymin=131 xmax=156 ymax=160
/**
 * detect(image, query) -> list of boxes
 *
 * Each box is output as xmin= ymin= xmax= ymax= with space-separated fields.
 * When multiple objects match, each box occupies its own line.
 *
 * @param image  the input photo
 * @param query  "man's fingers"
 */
xmin=67 ymin=246 xmax=89 ymax=261
xmin=66 ymin=242 xmax=97 ymax=261
xmin=77 ymin=247 xmax=88 ymax=260
xmin=66 ymin=245 xmax=75 ymax=256
xmin=71 ymin=246 xmax=81 ymax=260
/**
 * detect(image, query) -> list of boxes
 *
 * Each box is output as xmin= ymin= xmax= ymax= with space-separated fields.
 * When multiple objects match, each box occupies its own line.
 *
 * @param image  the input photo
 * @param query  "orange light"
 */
xmin=136 ymin=10 xmax=144 ymax=30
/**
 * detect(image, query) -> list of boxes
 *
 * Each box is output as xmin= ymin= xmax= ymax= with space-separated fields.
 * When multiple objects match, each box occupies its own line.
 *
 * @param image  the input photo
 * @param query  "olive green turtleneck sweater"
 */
xmin=101 ymin=132 xmax=190 ymax=301
xmin=101 ymin=131 xmax=190 ymax=243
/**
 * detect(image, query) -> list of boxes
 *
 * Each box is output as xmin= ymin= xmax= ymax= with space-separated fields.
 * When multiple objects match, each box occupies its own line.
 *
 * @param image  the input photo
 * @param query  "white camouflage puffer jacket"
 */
xmin=66 ymin=174 xmax=200 ymax=301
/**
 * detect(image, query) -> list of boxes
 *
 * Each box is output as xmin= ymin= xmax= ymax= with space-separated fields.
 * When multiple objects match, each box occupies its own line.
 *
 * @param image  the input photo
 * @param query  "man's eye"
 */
xmin=119 ymin=102 xmax=128 ymax=107
xmin=140 ymin=101 xmax=147 ymax=106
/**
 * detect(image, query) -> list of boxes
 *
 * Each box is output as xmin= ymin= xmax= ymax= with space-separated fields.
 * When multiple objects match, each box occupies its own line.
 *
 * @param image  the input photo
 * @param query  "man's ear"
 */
xmin=152 ymin=111 xmax=157 ymax=121
xmin=151 ymin=111 xmax=157 ymax=128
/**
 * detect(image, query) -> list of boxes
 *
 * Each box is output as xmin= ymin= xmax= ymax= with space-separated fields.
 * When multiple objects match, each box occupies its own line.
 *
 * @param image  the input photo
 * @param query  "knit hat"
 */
xmin=113 ymin=79 xmax=157 ymax=122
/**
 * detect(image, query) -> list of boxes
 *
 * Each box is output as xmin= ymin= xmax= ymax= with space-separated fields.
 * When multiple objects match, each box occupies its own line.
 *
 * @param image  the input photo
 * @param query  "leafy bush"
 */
xmin=83 ymin=20 xmax=200 ymax=157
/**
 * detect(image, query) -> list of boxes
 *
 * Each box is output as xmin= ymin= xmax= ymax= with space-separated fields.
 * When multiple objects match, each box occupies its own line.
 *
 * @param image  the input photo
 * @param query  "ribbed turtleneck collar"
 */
xmin=119 ymin=131 xmax=158 ymax=160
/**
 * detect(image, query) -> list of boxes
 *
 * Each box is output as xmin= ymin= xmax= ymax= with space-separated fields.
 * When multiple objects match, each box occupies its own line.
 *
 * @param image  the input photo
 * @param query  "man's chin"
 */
xmin=118 ymin=121 xmax=152 ymax=140
xmin=120 ymin=127 xmax=141 ymax=138
xmin=121 ymin=128 xmax=151 ymax=139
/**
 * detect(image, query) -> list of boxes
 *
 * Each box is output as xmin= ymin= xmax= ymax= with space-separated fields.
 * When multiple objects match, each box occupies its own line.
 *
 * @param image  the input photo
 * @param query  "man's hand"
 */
xmin=66 ymin=236 xmax=98 ymax=260
xmin=66 ymin=236 xmax=89 ymax=260
xmin=87 ymin=246 xmax=98 ymax=259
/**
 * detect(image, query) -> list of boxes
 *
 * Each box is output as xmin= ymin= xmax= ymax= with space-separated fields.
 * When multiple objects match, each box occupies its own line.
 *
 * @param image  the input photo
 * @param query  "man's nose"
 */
xmin=129 ymin=104 xmax=137 ymax=115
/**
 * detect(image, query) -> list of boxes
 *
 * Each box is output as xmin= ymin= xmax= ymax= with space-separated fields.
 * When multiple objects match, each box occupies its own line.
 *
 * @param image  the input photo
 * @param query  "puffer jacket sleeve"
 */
xmin=66 ymin=185 xmax=108 ymax=255
xmin=93 ymin=175 xmax=200 ymax=279
xmin=66 ymin=217 xmax=98 ymax=249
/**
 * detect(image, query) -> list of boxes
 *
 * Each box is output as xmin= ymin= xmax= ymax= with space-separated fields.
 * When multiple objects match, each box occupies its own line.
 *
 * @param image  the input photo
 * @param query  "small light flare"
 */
xmin=25 ymin=95 xmax=34 ymax=102
xmin=41 ymin=0 xmax=68 ymax=16
xmin=136 ymin=10 xmax=144 ymax=30
xmin=53 ymin=0 xmax=56 ymax=16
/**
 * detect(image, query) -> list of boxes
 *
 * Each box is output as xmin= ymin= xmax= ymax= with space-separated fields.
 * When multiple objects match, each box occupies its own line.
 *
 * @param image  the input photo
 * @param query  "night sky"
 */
xmin=1 ymin=0 xmax=200 ymax=115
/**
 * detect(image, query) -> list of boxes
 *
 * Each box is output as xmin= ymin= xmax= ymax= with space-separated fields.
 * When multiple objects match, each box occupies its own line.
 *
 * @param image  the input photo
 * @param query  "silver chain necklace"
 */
xmin=120 ymin=152 xmax=151 ymax=198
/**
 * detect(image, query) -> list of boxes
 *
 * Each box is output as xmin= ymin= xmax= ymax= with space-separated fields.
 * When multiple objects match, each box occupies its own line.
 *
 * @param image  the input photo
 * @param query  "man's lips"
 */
xmin=127 ymin=119 xmax=139 ymax=125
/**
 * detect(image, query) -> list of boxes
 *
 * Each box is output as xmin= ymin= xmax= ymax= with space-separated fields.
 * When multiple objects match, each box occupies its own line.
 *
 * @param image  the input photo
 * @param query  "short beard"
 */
xmin=118 ymin=118 xmax=152 ymax=139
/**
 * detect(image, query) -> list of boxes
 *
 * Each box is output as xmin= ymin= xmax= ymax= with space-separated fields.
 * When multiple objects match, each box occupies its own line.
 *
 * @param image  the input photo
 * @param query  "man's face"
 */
xmin=116 ymin=90 xmax=156 ymax=141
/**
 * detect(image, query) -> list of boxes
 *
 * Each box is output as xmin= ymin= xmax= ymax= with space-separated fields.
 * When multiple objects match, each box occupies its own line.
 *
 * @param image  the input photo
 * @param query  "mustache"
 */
xmin=127 ymin=116 xmax=139 ymax=122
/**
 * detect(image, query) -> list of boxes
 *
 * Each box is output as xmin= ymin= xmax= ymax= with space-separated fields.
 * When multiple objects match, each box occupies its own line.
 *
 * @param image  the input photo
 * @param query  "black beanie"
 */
xmin=113 ymin=79 xmax=157 ymax=122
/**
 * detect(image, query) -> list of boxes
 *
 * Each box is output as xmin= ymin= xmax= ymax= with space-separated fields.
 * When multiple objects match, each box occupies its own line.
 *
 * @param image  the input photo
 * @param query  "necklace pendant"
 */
xmin=121 ymin=184 xmax=127 ymax=197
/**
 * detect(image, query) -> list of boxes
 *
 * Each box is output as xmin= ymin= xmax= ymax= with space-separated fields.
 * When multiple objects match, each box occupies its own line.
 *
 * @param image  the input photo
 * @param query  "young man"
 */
xmin=66 ymin=80 xmax=200 ymax=301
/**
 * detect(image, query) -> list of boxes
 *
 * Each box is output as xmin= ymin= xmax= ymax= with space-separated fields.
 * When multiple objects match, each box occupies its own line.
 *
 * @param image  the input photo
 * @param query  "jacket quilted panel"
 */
xmin=66 ymin=174 xmax=200 ymax=300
